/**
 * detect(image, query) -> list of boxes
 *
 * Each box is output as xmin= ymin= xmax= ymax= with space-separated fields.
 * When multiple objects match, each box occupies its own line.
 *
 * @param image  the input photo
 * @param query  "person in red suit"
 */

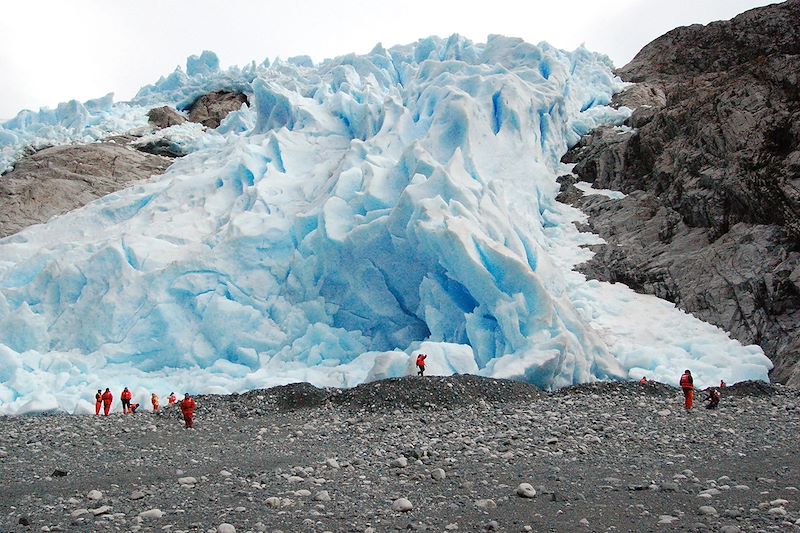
xmin=94 ymin=389 xmax=103 ymax=416
xmin=416 ymin=353 xmax=427 ymax=376
xmin=179 ymin=393 xmax=196 ymax=429
xmin=120 ymin=387 xmax=133 ymax=414
xmin=101 ymin=388 xmax=113 ymax=416
xmin=679 ymin=370 xmax=694 ymax=410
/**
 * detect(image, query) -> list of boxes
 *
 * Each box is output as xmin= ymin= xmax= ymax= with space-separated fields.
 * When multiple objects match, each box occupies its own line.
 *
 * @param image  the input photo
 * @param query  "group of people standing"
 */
xmin=93 ymin=388 xmax=196 ymax=428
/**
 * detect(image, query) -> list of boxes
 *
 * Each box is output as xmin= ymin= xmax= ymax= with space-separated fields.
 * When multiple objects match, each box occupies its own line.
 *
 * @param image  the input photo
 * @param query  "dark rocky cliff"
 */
xmin=561 ymin=0 xmax=800 ymax=384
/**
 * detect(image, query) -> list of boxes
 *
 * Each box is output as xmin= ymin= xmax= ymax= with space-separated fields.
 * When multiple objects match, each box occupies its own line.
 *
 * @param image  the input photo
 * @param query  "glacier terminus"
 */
xmin=0 ymin=35 xmax=772 ymax=414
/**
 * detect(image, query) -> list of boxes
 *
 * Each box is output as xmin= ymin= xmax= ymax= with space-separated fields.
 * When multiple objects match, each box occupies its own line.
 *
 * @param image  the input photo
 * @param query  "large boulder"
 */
xmin=561 ymin=1 xmax=800 ymax=384
xmin=186 ymin=91 xmax=248 ymax=128
xmin=0 ymin=142 xmax=172 ymax=239
xmin=147 ymin=106 xmax=187 ymax=129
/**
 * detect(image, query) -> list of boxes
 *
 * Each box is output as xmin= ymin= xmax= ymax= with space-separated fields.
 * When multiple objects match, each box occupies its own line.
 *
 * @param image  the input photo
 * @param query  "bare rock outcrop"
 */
xmin=186 ymin=91 xmax=248 ymax=128
xmin=561 ymin=1 xmax=800 ymax=384
xmin=0 ymin=142 xmax=172 ymax=239
xmin=147 ymin=106 xmax=187 ymax=129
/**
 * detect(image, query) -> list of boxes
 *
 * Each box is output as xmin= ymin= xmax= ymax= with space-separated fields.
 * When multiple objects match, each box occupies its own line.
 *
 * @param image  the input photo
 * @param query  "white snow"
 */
xmin=574 ymin=180 xmax=626 ymax=199
xmin=0 ymin=36 xmax=771 ymax=414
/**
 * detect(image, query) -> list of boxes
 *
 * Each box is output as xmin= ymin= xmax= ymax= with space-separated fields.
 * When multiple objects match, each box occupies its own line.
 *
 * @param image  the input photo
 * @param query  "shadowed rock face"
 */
xmin=561 ymin=1 xmax=800 ymax=384
xmin=0 ymin=143 xmax=173 ymax=239
xmin=186 ymin=91 xmax=248 ymax=128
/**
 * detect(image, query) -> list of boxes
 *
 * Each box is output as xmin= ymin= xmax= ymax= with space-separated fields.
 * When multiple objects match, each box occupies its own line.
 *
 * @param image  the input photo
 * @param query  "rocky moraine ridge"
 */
xmin=558 ymin=0 xmax=800 ymax=385
xmin=1 ymin=375 xmax=798 ymax=532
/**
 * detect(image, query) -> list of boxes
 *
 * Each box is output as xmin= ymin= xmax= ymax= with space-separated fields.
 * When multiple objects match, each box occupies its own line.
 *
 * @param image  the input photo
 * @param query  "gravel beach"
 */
xmin=1 ymin=376 xmax=798 ymax=532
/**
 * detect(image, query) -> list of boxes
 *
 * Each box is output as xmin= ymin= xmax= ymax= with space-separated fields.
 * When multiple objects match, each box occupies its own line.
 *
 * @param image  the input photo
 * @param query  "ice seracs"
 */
xmin=0 ymin=35 xmax=772 ymax=414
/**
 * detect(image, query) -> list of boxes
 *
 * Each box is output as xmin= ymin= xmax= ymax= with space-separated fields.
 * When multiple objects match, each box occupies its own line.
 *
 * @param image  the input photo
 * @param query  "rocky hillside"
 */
xmin=1 ymin=375 xmax=798 ymax=532
xmin=560 ymin=0 xmax=800 ymax=385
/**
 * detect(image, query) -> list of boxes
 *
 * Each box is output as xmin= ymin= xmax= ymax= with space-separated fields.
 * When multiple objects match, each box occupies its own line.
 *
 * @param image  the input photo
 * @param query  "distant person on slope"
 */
xmin=719 ymin=379 xmax=727 ymax=388
xmin=95 ymin=389 xmax=103 ymax=416
xmin=129 ymin=402 xmax=141 ymax=414
xmin=704 ymin=388 xmax=720 ymax=409
xmin=640 ymin=376 xmax=648 ymax=385
xmin=151 ymin=393 xmax=159 ymax=413
xmin=180 ymin=393 xmax=196 ymax=429
xmin=101 ymin=388 xmax=113 ymax=416
xmin=168 ymin=392 xmax=177 ymax=406
xmin=679 ymin=370 xmax=694 ymax=410
xmin=121 ymin=387 xmax=133 ymax=415
xmin=416 ymin=353 xmax=427 ymax=376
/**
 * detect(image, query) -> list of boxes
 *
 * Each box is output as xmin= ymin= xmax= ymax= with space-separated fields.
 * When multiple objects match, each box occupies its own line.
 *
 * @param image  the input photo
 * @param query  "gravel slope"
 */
xmin=1 ymin=376 xmax=798 ymax=532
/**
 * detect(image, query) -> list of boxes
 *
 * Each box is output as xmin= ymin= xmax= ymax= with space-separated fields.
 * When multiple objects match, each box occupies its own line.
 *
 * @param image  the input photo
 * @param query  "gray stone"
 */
xmin=475 ymin=499 xmax=497 ymax=511
xmin=391 ymin=497 xmax=413 ymax=512
xmin=431 ymin=468 xmax=446 ymax=481
xmin=390 ymin=457 xmax=408 ymax=468
xmin=516 ymin=483 xmax=537 ymax=498
xmin=265 ymin=497 xmax=281 ymax=508
xmin=313 ymin=490 xmax=331 ymax=502
xmin=138 ymin=509 xmax=163 ymax=519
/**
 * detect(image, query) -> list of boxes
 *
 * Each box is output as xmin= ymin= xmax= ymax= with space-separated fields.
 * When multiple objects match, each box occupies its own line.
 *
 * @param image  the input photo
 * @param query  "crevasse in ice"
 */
xmin=0 ymin=36 xmax=772 ymax=414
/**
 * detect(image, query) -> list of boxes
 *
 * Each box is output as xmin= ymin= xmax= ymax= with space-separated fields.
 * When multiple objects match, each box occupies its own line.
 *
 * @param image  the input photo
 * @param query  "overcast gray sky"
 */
xmin=0 ymin=0 xmax=779 ymax=119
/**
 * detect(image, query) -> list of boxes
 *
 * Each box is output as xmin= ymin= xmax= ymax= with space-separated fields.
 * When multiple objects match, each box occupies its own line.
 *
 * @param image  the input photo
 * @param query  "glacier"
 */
xmin=0 ymin=36 xmax=772 ymax=414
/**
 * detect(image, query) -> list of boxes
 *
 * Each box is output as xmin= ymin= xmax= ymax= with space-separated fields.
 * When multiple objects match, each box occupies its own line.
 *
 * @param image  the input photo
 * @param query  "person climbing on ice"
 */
xmin=416 ymin=353 xmax=427 ymax=376
xmin=151 ymin=393 xmax=159 ymax=413
xmin=180 ymin=393 xmax=196 ymax=429
xmin=121 ymin=387 xmax=133 ymax=415
xmin=679 ymin=369 xmax=694 ymax=410
xmin=704 ymin=388 xmax=720 ymax=409
xmin=101 ymin=388 xmax=113 ymax=416
xmin=94 ymin=389 xmax=103 ymax=416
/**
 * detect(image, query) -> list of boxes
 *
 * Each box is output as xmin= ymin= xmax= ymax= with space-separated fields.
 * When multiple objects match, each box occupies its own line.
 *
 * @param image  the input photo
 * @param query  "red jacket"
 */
xmin=121 ymin=389 xmax=132 ymax=401
xmin=180 ymin=397 xmax=196 ymax=416
xmin=416 ymin=354 xmax=427 ymax=367
xmin=101 ymin=390 xmax=113 ymax=404
xmin=679 ymin=373 xmax=693 ymax=390
xmin=95 ymin=392 xmax=102 ymax=403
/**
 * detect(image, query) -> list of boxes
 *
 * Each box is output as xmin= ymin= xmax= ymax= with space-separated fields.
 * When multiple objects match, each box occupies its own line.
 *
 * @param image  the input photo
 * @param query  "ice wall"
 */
xmin=0 ymin=36 xmax=772 ymax=414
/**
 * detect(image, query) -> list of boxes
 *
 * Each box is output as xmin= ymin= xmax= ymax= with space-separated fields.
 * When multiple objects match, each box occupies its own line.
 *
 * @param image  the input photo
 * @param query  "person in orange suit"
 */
xmin=168 ymin=392 xmax=177 ymax=406
xmin=679 ymin=370 xmax=694 ymax=410
xmin=101 ymin=388 xmax=113 ymax=416
xmin=180 ymin=393 xmax=196 ymax=429
xmin=120 ymin=387 xmax=133 ymax=414
xmin=151 ymin=393 xmax=159 ymax=413
xmin=94 ymin=389 xmax=103 ymax=416
xmin=416 ymin=353 xmax=427 ymax=376
xmin=640 ymin=376 xmax=648 ymax=385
